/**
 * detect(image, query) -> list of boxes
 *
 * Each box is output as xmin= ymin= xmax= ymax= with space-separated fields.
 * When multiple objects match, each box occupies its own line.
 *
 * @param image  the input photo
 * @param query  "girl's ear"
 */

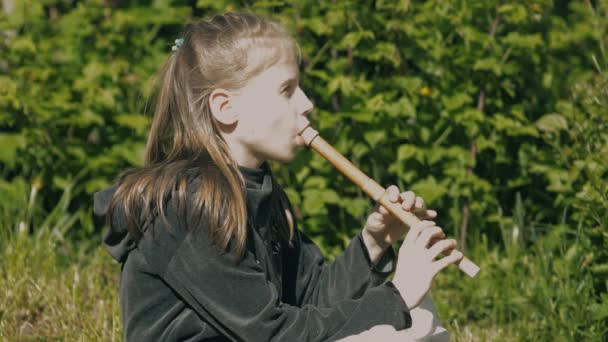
xmin=209 ymin=88 xmax=238 ymax=126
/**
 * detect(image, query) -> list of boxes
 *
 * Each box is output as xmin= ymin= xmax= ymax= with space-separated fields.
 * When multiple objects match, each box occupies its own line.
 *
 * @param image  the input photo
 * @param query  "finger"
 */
xmin=438 ymin=238 xmax=457 ymax=254
xmin=442 ymin=244 xmax=457 ymax=256
xmin=386 ymin=185 xmax=400 ymax=202
xmin=371 ymin=203 xmax=388 ymax=216
xmin=415 ymin=196 xmax=425 ymax=209
xmin=427 ymin=239 xmax=457 ymax=260
xmin=414 ymin=209 xmax=437 ymax=220
xmin=404 ymin=220 xmax=435 ymax=246
xmin=400 ymin=191 xmax=416 ymax=210
xmin=428 ymin=236 xmax=442 ymax=247
xmin=432 ymin=250 xmax=464 ymax=274
xmin=366 ymin=213 xmax=385 ymax=230
xmin=367 ymin=211 xmax=384 ymax=224
xmin=378 ymin=204 xmax=390 ymax=215
xmin=416 ymin=226 xmax=445 ymax=248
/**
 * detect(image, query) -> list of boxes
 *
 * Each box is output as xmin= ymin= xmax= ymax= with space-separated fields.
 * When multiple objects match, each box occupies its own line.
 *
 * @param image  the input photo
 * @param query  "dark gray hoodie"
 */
xmin=93 ymin=162 xmax=411 ymax=341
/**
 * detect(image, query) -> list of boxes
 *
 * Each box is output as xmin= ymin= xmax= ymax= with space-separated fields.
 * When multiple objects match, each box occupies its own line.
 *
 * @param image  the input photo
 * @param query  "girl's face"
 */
xmin=220 ymin=62 xmax=313 ymax=168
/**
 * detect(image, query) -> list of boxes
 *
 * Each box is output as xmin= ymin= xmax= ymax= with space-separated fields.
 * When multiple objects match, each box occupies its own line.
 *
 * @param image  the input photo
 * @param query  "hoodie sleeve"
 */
xmin=294 ymin=230 xmax=397 ymax=308
xmin=160 ymin=224 xmax=411 ymax=342
xmin=278 ymin=189 xmax=397 ymax=308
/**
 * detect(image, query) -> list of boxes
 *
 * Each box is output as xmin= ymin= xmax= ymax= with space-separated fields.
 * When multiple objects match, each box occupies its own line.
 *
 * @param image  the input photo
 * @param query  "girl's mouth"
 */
xmin=295 ymin=116 xmax=311 ymax=147
xmin=295 ymin=135 xmax=306 ymax=147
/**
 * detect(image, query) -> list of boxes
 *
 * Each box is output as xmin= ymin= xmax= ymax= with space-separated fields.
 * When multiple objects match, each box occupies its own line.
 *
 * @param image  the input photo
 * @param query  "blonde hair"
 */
xmin=108 ymin=12 xmax=299 ymax=261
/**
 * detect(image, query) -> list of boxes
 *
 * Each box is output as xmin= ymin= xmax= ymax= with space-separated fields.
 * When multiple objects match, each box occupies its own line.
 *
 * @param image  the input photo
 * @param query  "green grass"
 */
xmin=2 ymin=220 xmax=606 ymax=341
xmin=0 ymin=180 xmax=605 ymax=340
xmin=0 ymin=177 xmax=122 ymax=340
xmin=433 ymin=222 xmax=607 ymax=341
xmin=0 ymin=227 xmax=122 ymax=340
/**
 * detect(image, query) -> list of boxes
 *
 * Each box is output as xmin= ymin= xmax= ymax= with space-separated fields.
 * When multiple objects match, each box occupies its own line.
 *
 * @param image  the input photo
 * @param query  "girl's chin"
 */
xmin=284 ymin=142 xmax=303 ymax=159
xmin=272 ymin=154 xmax=296 ymax=164
xmin=262 ymin=138 xmax=304 ymax=163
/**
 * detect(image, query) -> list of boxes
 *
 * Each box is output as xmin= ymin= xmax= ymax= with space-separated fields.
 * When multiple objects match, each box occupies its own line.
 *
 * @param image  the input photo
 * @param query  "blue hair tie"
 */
xmin=172 ymin=38 xmax=184 ymax=51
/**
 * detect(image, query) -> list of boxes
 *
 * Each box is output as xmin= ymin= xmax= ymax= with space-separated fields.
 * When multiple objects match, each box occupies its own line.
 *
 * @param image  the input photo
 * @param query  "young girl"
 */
xmin=93 ymin=12 xmax=462 ymax=341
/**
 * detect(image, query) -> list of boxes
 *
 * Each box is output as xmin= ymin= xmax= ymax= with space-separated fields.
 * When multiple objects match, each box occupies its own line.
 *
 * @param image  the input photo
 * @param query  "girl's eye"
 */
xmin=283 ymin=86 xmax=296 ymax=97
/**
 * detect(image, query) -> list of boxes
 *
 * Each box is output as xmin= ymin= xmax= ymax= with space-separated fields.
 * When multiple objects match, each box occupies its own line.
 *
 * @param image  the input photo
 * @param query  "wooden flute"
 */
xmin=298 ymin=123 xmax=480 ymax=278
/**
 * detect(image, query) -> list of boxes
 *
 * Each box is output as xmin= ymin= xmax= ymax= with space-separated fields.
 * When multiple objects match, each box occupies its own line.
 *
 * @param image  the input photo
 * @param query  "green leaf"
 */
xmin=363 ymin=130 xmax=386 ymax=148
xmin=545 ymin=169 xmax=571 ymax=192
xmin=394 ymin=76 xmax=423 ymax=95
xmin=397 ymin=144 xmax=418 ymax=161
xmin=0 ymin=133 xmax=26 ymax=165
xmin=0 ymin=76 xmax=20 ymax=109
xmin=351 ymin=142 xmax=369 ymax=159
xmin=342 ymin=111 xmax=375 ymax=124
xmin=364 ymin=94 xmax=386 ymax=113
xmin=497 ymin=4 xmax=528 ymax=24
xmin=110 ymin=142 xmax=146 ymax=166
xmin=303 ymin=176 xmax=327 ymax=189
xmin=321 ymin=189 xmax=340 ymax=204
xmin=336 ymin=30 xmax=375 ymax=49
xmin=85 ymin=178 xmax=110 ymax=194
xmin=589 ymin=301 xmax=608 ymax=321
xmin=362 ymin=42 xmax=401 ymax=67
xmin=328 ymin=75 xmax=355 ymax=96
xmin=10 ymin=36 xmax=37 ymax=54
xmin=341 ymin=197 xmax=370 ymax=219
xmin=535 ymin=114 xmax=568 ymax=132
xmin=302 ymin=189 xmax=328 ymax=215
xmin=410 ymin=177 xmax=447 ymax=204
xmin=502 ymin=32 xmax=543 ymax=49
xmin=473 ymin=57 xmax=502 ymax=76
xmin=302 ymin=17 xmax=334 ymax=36
xmin=491 ymin=114 xmax=537 ymax=137
xmin=442 ymin=93 xmax=472 ymax=112
xmin=114 ymin=114 xmax=150 ymax=135
xmin=385 ymin=96 xmax=416 ymax=118
xmin=590 ymin=259 xmax=608 ymax=274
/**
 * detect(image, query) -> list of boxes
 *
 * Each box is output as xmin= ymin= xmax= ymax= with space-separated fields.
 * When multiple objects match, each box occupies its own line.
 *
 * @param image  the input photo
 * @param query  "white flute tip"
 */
xmin=459 ymin=257 xmax=480 ymax=278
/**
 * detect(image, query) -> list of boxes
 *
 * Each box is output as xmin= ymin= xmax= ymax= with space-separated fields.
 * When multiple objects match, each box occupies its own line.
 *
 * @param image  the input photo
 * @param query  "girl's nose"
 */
xmin=295 ymin=87 xmax=313 ymax=117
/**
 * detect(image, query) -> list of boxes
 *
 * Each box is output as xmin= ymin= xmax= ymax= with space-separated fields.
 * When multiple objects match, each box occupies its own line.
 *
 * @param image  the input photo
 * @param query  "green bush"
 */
xmin=1 ymin=0 xmax=190 ymax=237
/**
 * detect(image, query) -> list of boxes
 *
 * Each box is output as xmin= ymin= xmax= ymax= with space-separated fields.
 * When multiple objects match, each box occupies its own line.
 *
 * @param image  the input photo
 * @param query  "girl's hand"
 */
xmin=362 ymin=186 xmax=437 ymax=249
xmin=392 ymin=220 xmax=463 ymax=309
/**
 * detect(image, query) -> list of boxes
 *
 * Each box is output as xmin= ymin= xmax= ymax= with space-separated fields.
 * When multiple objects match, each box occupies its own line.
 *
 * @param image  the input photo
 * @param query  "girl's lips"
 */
xmin=295 ymin=135 xmax=306 ymax=147
xmin=295 ymin=116 xmax=311 ymax=147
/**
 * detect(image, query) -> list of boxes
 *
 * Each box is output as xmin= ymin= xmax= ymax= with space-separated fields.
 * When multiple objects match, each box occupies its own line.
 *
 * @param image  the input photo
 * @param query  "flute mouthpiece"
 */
xmin=300 ymin=126 xmax=319 ymax=147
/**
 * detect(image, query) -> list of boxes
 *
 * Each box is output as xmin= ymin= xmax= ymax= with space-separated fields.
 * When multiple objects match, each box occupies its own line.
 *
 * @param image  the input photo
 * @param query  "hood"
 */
xmin=93 ymin=163 xmax=275 ymax=264
xmin=93 ymin=184 xmax=137 ymax=263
